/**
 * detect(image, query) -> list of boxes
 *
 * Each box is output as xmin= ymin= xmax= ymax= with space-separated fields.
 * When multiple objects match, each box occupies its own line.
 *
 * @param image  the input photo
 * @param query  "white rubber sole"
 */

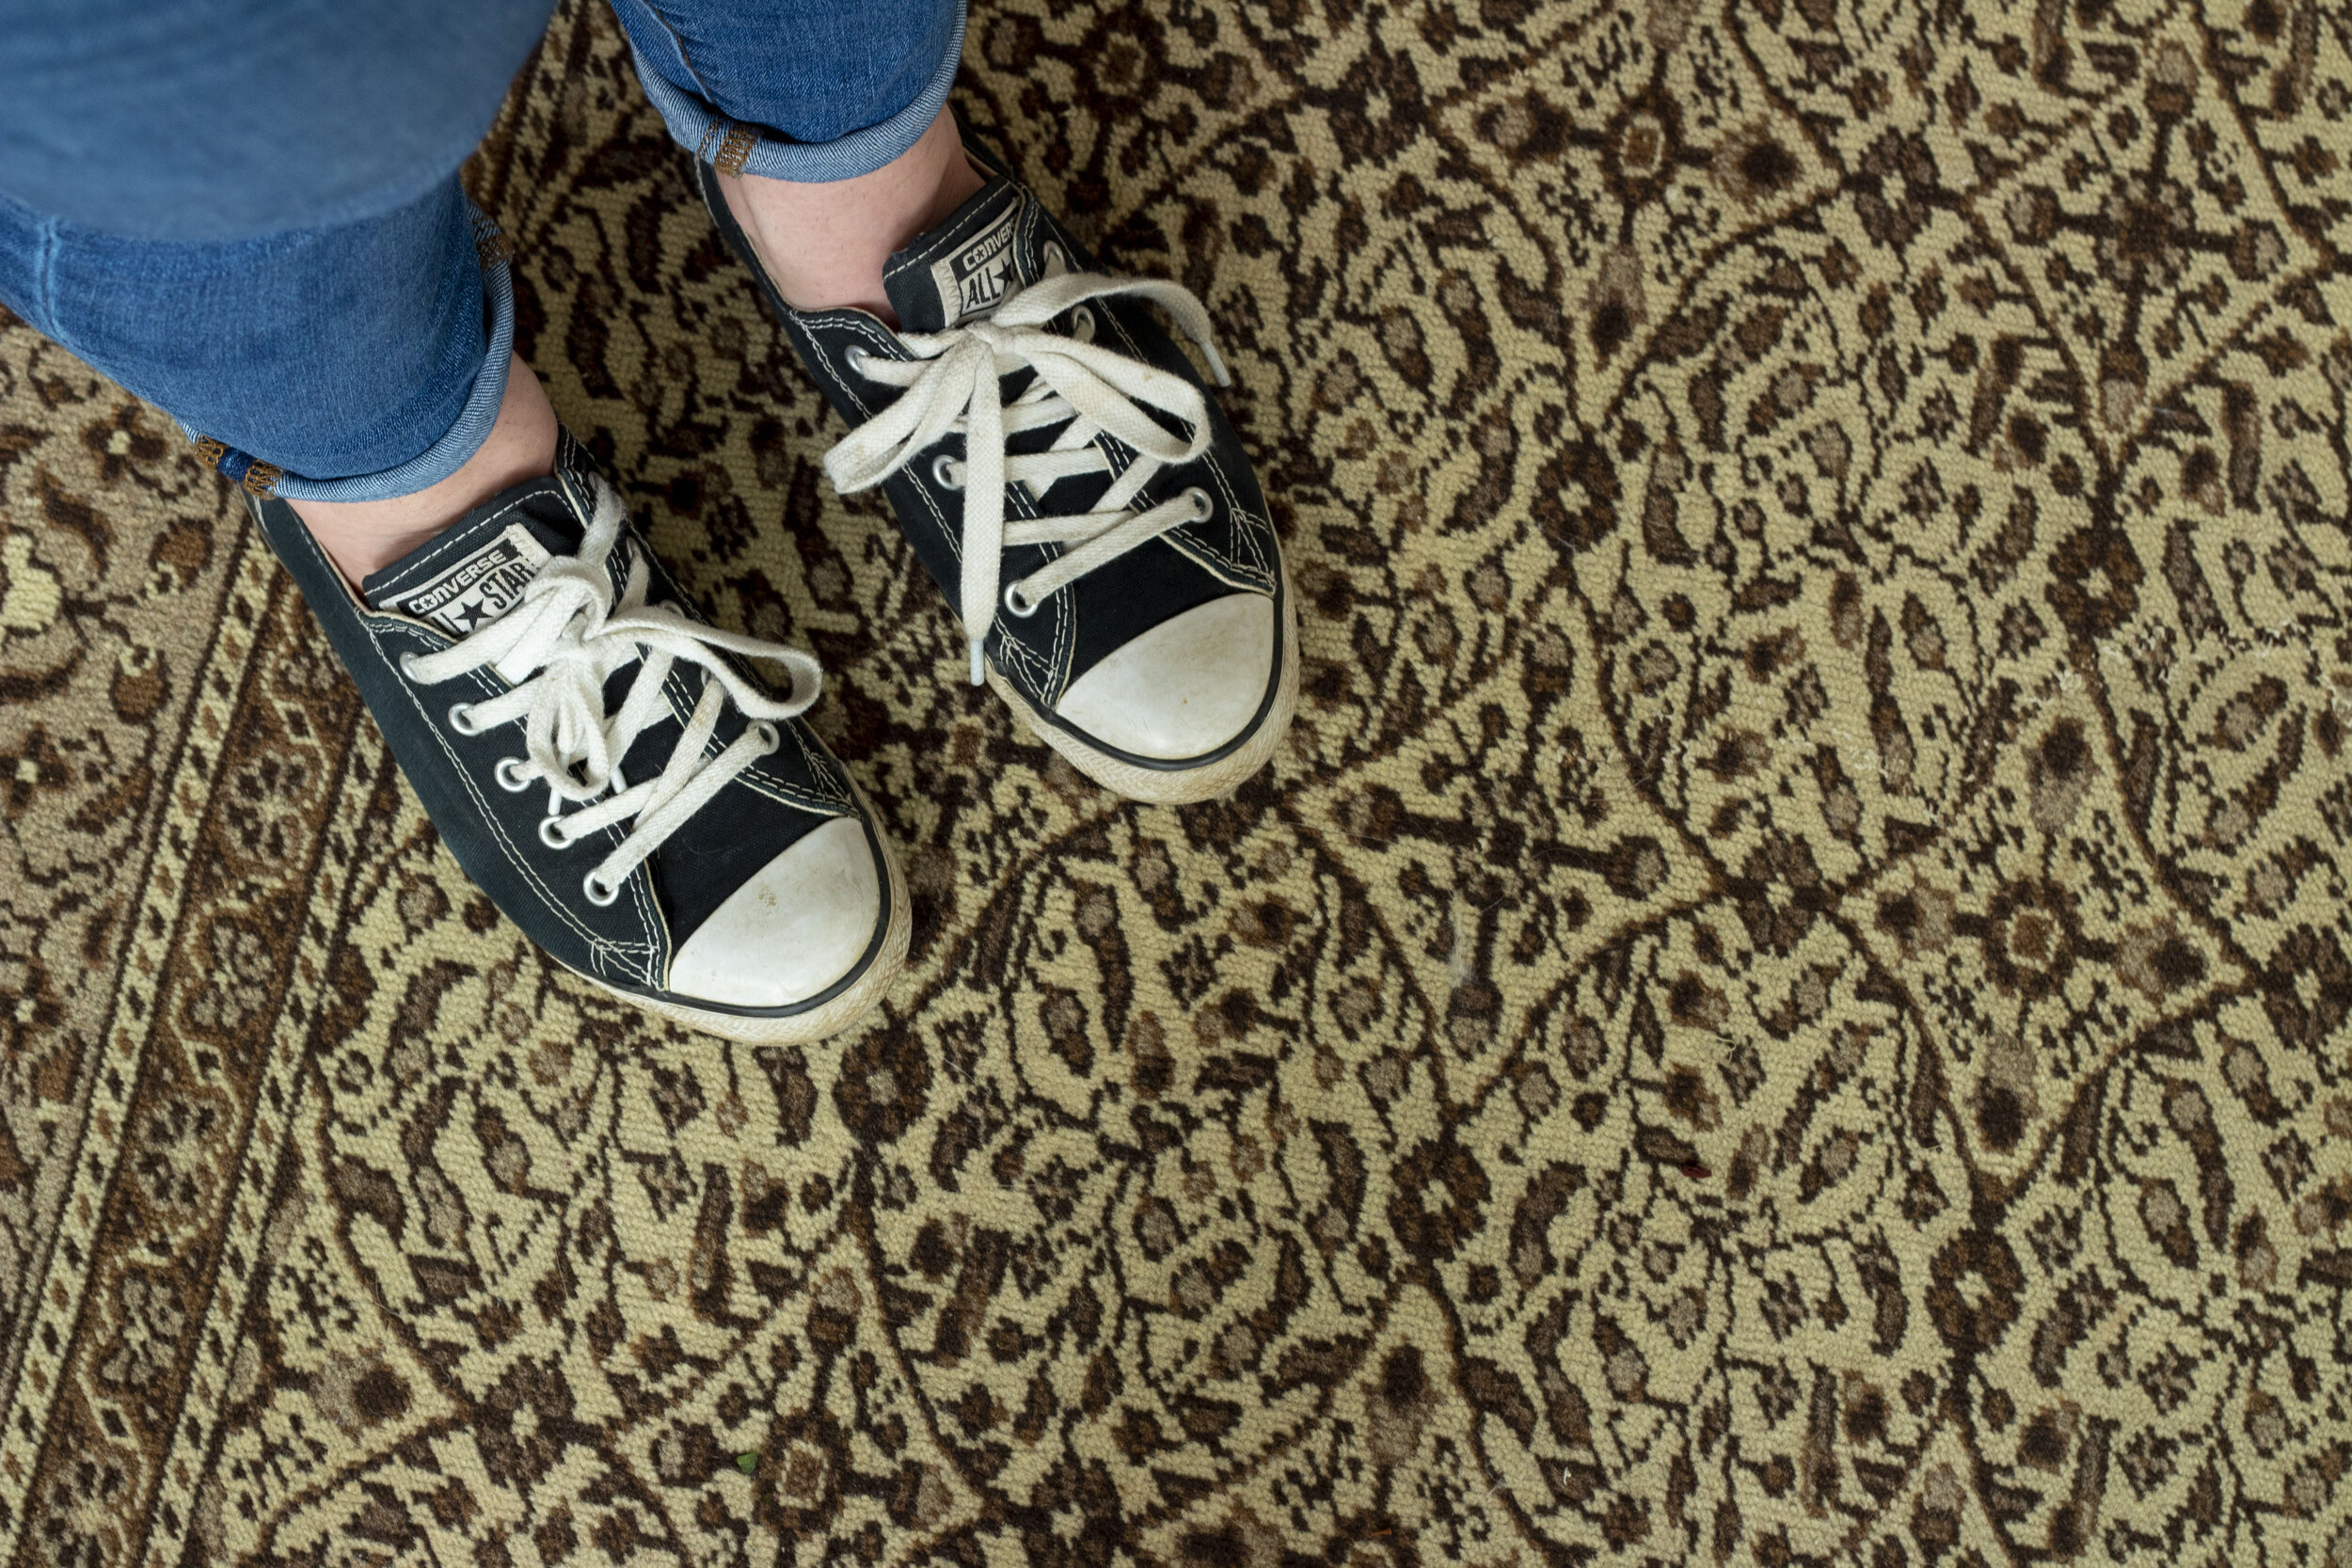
xmin=987 ymin=572 xmax=1299 ymax=805
xmin=577 ymin=804 xmax=911 ymax=1044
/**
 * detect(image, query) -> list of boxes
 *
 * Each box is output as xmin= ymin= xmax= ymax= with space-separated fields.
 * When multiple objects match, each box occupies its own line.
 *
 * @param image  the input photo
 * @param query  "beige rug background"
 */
xmin=6 ymin=0 xmax=2352 ymax=1561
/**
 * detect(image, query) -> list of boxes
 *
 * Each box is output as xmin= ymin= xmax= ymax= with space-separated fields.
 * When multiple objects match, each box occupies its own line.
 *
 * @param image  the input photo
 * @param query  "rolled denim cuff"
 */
xmin=196 ymin=245 xmax=515 ymax=504
xmin=627 ymin=0 xmax=966 ymax=183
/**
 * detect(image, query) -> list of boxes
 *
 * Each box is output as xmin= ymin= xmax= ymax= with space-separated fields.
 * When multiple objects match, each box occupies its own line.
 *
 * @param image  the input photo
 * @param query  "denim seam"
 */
xmin=31 ymin=218 xmax=73 ymax=357
xmin=623 ymin=0 xmax=722 ymax=119
xmin=645 ymin=7 xmax=766 ymax=178
xmin=712 ymin=123 xmax=757 ymax=177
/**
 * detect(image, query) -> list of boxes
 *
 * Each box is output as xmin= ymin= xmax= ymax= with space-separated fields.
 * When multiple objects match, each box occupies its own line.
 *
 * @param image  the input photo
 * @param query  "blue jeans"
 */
xmin=0 ymin=0 xmax=965 ymax=501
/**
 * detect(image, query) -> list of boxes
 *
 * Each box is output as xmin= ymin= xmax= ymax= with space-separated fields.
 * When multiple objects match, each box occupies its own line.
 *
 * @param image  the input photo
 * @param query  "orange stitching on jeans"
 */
xmin=191 ymin=436 xmax=227 ymax=468
xmin=714 ymin=123 xmax=756 ymax=177
xmin=242 ymin=461 xmax=282 ymax=498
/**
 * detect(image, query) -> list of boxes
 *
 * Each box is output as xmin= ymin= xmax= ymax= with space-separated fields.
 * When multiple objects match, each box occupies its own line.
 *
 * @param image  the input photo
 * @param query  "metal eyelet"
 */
xmin=1073 ymin=306 xmax=1095 ymax=343
xmin=844 ymin=344 xmax=873 ymax=377
xmin=1184 ymin=486 xmax=1215 ymax=521
xmin=399 ymin=653 xmax=423 ymax=680
xmin=447 ymin=702 xmax=481 ymax=736
xmin=582 ymin=871 xmax=620 ymax=908
xmin=539 ymin=815 xmax=572 ymax=850
xmin=494 ymin=756 xmax=533 ymax=792
xmin=1003 ymin=581 xmax=1041 ymax=618
xmin=931 ymin=453 xmax=964 ymax=490
xmin=754 ymin=721 xmax=781 ymax=755
xmin=1042 ymin=242 xmax=1069 ymax=278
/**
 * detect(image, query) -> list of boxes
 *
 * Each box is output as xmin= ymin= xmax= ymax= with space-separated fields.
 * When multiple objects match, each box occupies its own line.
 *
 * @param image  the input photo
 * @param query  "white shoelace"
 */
xmin=400 ymin=480 xmax=824 ymax=907
xmin=821 ymin=269 xmax=1232 ymax=685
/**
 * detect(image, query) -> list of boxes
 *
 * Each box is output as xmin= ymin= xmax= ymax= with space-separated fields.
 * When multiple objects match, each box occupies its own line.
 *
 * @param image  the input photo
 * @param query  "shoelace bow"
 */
xmin=821 ymin=269 xmax=1232 ymax=685
xmin=402 ymin=480 xmax=824 ymax=906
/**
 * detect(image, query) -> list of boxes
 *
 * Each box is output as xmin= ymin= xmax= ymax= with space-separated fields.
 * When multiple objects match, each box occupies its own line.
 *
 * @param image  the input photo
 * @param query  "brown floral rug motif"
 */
xmin=6 ymin=0 xmax=2352 ymax=1562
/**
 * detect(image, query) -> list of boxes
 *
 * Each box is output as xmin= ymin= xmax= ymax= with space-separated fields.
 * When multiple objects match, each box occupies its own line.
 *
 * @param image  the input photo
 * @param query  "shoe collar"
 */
xmin=359 ymin=429 xmax=608 ymax=637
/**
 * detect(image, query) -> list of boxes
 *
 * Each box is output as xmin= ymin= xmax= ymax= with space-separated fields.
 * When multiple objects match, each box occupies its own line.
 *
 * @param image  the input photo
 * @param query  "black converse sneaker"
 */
xmin=697 ymin=128 xmax=1297 ymax=804
xmin=246 ymin=432 xmax=907 ymax=1042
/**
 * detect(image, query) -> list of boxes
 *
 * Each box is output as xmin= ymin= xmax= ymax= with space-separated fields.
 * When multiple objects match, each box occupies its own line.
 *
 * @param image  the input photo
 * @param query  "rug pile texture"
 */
xmin=4 ymin=0 xmax=2352 ymax=1561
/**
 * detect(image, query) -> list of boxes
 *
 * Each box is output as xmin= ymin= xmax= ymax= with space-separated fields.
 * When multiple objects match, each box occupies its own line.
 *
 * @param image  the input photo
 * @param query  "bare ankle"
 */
xmin=721 ymin=106 xmax=984 ymax=326
xmin=292 ymin=355 xmax=559 ymax=588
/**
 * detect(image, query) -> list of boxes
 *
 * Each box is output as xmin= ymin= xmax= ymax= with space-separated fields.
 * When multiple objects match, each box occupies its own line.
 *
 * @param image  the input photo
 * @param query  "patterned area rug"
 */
xmin=6 ymin=0 xmax=2352 ymax=1561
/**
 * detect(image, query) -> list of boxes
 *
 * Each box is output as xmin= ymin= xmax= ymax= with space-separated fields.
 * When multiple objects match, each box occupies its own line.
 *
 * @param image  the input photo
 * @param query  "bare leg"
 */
xmin=291 ymin=352 xmax=558 ymax=586
xmin=718 ymin=104 xmax=983 ymax=326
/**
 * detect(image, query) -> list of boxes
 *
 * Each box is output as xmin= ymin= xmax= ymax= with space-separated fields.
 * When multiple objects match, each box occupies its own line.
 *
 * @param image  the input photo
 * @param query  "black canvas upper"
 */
xmin=248 ymin=431 xmax=891 ymax=1012
xmin=695 ymin=133 xmax=1284 ymax=727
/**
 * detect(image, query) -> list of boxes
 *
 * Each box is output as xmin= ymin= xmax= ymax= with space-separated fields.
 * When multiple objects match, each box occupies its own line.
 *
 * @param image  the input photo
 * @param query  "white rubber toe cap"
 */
xmin=667 ymin=816 xmax=882 ymax=1008
xmin=1053 ymin=592 xmax=1275 ymax=760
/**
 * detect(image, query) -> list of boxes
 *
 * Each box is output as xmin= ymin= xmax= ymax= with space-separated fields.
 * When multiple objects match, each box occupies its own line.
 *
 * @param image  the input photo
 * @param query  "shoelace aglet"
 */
xmin=969 ymin=641 xmax=986 ymax=688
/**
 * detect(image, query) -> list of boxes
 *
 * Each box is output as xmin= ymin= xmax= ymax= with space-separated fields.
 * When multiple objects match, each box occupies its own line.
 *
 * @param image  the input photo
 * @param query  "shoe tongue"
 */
xmin=362 ymin=470 xmax=595 ymax=635
xmin=884 ymin=177 xmax=1037 ymax=334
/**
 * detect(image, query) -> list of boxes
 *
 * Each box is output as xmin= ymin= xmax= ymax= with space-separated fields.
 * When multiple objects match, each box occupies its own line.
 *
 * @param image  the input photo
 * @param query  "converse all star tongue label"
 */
xmin=927 ymin=195 xmax=1022 ymax=327
xmin=371 ymin=521 xmax=552 ymax=636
